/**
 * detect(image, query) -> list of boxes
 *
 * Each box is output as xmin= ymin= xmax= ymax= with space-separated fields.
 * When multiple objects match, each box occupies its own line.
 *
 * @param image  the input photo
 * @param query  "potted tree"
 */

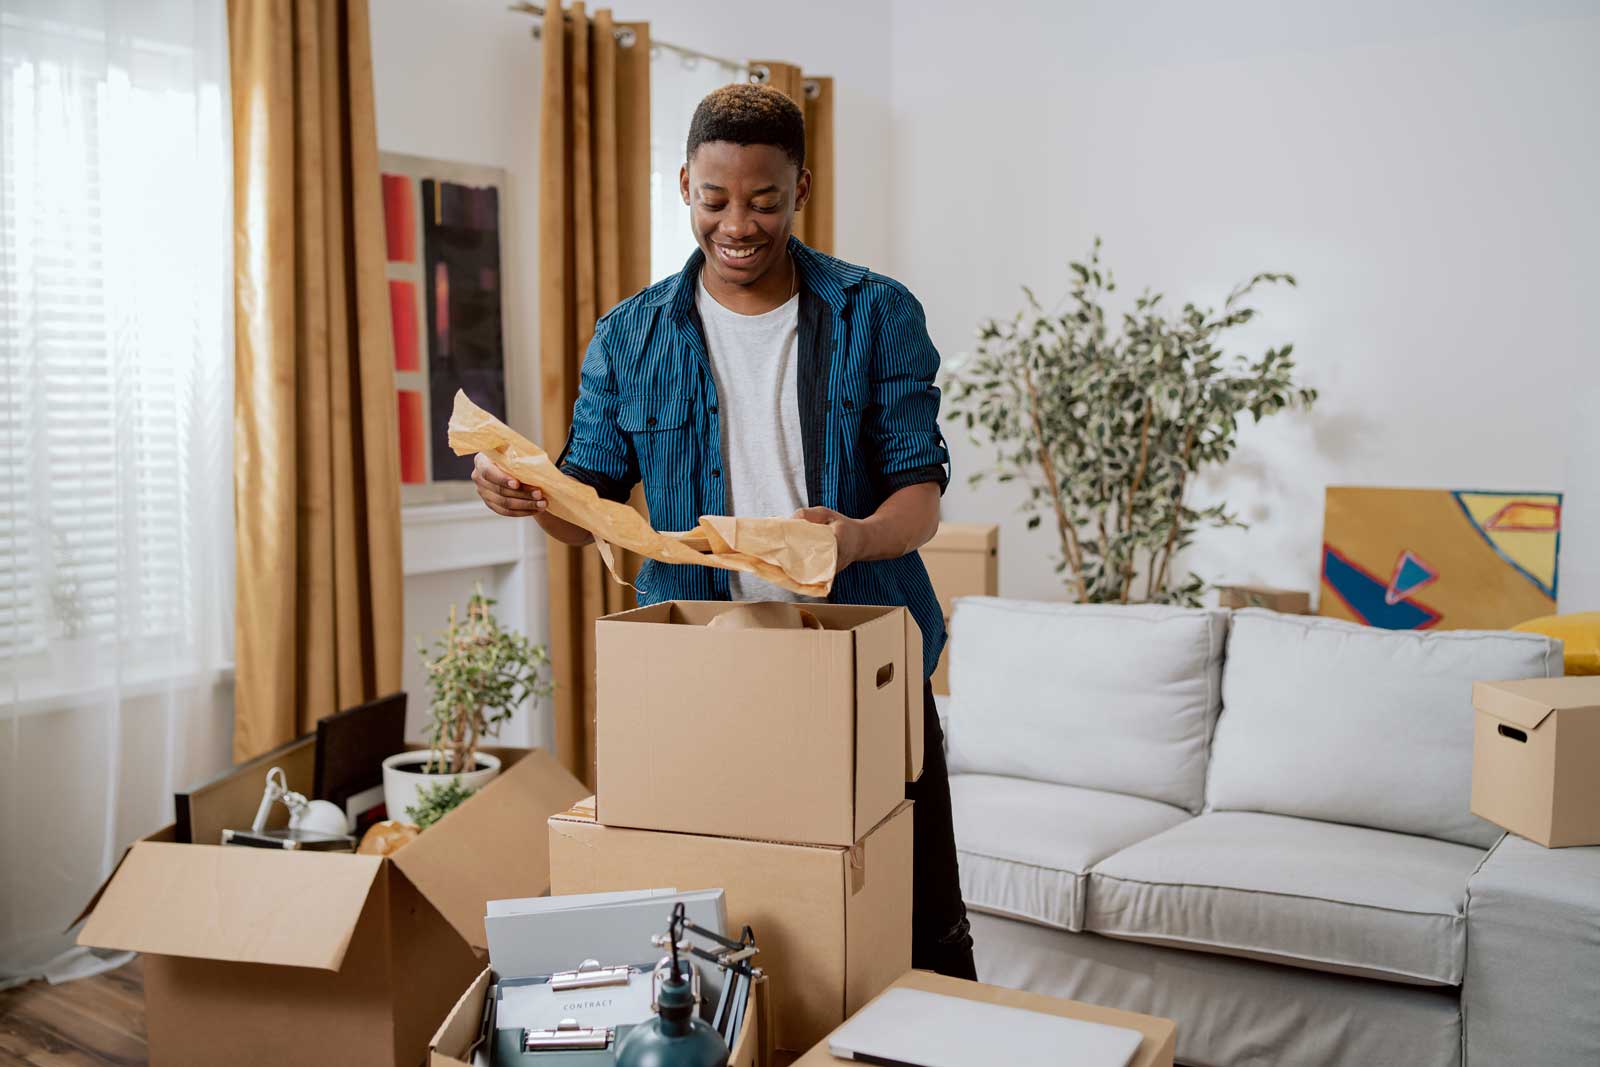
xmin=381 ymin=585 xmax=553 ymax=828
xmin=945 ymin=239 xmax=1317 ymax=605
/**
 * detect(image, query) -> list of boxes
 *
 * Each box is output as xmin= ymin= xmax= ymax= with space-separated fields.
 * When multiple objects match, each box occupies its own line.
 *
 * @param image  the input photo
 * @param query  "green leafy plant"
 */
xmin=945 ymin=239 xmax=1317 ymax=606
xmin=405 ymin=776 xmax=477 ymax=831
xmin=418 ymin=585 xmax=553 ymax=774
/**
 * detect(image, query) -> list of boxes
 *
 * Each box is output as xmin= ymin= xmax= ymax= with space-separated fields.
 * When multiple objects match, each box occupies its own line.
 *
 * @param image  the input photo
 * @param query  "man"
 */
xmin=473 ymin=83 xmax=975 ymax=979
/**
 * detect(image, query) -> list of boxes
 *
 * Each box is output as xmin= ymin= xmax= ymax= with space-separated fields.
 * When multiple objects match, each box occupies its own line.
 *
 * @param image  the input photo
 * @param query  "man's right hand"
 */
xmin=472 ymin=452 xmax=548 ymax=517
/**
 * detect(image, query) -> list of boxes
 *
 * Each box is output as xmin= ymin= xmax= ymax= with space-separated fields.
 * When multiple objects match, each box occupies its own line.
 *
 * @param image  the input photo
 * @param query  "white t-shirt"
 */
xmin=695 ymin=274 xmax=819 ymax=603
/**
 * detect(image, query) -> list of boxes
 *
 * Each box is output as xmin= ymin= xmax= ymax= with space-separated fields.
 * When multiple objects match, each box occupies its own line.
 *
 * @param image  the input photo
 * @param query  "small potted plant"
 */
xmin=382 ymin=585 xmax=553 ymax=828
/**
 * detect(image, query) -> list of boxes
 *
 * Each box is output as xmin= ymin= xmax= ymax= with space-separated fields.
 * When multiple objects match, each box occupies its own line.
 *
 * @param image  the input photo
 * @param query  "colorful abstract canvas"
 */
xmin=379 ymin=153 xmax=508 ymax=502
xmin=1320 ymin=487 xmax=1562 ymax=631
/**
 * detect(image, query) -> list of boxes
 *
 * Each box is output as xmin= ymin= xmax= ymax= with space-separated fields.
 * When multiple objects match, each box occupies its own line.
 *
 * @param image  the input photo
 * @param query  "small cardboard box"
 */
xmin=1472 ymin=677 xmax=1600 ymax=847
xmin=596 ymin=601 xmax=923 ymax=847
xmin=786 ymin=969 xmax=1176 ymax=1067
xmin=76 ymin=746 xmax=587 ymax=1067
xmin=549 ymin=797 xmax=913 ymax=1052
xmin=1216 ymin=584 xmax=1313 ymax=614
xmin=429 ymin=966 xmax=772 ymax=1067
xmin=921 ymin=523 xmax=999 ymax=697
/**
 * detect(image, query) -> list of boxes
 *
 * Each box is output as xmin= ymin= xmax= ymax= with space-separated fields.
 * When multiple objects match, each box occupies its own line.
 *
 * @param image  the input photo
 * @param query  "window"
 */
xmin=0 ymin=2 xmax=232 ymax=697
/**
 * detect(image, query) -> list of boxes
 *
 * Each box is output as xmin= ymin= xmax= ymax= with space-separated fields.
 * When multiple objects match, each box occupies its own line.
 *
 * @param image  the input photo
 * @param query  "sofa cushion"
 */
xmin=946 ymin=599 xmax=1229 ymax=811
xmin=1086 ymin=811 xmax=1486 ymax=985
xmin=1207 ymin=609 xmax=1559 ymax=847
xmin=952 ymin=773 xmax=1190 ymax=931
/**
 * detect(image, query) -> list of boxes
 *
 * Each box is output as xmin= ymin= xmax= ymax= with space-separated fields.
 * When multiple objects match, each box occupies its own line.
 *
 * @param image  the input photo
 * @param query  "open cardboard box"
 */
xmin=786 ymin=969 xmax=1176 ymax=1067
xmin=429 ymin=965 xmax=772 ymax=1067
xmin=550 ymin=797 xmax=913 ymax=1052
xmin=596 ymin=601 xmax=924 ymax=847
xmin=75 ymin=741 xmax=587 ymax=1067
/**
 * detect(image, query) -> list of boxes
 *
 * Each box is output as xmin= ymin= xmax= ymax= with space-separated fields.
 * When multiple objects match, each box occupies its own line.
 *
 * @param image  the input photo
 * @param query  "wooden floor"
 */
xmin=0 ymin=958 xmax=147 ymax=1067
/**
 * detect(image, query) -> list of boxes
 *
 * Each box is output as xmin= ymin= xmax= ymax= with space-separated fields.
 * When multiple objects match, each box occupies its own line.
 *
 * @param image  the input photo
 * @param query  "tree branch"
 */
xmin=1023 ymin=362 xmax=1087 ymax=600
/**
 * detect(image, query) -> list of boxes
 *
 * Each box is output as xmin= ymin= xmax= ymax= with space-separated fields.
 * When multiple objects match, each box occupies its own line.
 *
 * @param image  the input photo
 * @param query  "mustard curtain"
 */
xmin=228 ymin=0 xmax=403 ymax=760
xmin=540 ymin=2 xmax=652 ymax=787
xmin=752 ymin=61 xmax=835 ymax=254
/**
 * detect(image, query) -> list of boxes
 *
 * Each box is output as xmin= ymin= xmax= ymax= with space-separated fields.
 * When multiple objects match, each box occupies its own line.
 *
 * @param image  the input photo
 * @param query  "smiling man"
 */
xmin=473 ymin=83 xmax=975 ymax=978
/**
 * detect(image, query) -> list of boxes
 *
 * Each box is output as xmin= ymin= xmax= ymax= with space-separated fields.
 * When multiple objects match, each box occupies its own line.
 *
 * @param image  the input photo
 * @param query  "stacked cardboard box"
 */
xmin=75 ymin=742 xmax=586 ymax=1067
xmin=549 ymin=600 xmax=925 ymax=1053
xmin=921 ymin=522 xmax=999 ymax=695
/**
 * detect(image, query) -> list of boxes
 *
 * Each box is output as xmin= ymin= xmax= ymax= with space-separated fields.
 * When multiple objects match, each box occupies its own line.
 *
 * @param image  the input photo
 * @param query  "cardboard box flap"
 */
xmin=1473 ymin=680 xmax=1572 ymax=731
xmin=392 ymin=748 xmax=587 ymax=953
xmin=69 ymin=823 xmax=176 ymax=931
xmin=430 ymin=967 xmax=494 ymax=1065
xmin=76 ymin=841 xmax=383 ymax=971
xmin=903 ymin=612 xmax=924 ymax=781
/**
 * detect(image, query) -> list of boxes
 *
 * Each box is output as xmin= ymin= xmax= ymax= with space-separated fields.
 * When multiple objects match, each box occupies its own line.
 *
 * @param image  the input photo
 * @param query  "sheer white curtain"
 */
xmin=0 ymin=0 xmax=233 ymax=983
xmin=649 ymin=46 xmax=747 ymax=284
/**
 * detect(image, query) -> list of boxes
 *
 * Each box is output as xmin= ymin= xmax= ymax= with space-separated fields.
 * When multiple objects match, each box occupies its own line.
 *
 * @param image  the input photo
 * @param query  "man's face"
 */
xmin=680 ymin=141 xmax=810 ymax=288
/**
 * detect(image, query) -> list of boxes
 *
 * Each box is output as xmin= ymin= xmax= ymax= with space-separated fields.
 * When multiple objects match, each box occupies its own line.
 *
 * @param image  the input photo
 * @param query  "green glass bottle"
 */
xmin=613 ymin=968 xmax=729 ymax=1067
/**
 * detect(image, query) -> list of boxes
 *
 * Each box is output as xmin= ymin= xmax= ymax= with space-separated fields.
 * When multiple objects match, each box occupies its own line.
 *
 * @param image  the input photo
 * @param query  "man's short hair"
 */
xmin=686 ymin=83 xmax=805 ymax=170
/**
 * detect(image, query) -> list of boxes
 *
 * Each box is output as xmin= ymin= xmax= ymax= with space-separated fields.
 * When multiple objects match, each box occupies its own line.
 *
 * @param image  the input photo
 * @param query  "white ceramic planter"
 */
xmin=381 ymin=750 xmax=501 ymax=826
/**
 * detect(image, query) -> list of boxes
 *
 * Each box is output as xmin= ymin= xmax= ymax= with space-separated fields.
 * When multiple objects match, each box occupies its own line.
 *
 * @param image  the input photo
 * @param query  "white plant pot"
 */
xmin=381 ymin=750 xmax=501 ymax=826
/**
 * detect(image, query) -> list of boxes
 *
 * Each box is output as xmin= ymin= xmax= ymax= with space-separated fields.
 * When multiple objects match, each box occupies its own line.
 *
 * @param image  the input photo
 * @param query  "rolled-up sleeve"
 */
xmin=556 ymin=318 xmax=638 ymax=503
xmin=868 ymin=285 xmax=951 ymax=496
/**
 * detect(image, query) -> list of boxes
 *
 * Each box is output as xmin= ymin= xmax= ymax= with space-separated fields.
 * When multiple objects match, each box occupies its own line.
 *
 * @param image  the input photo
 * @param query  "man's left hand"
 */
xmin=794 ymin=506 xmax=867 ymax=572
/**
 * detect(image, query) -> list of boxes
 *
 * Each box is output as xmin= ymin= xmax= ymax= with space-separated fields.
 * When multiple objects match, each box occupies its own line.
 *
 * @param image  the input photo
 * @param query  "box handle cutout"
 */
xmin=875 ymin=663 xmax=895 ymax=689
xmin=1497 ymin=724 xmax=1529 ymax=743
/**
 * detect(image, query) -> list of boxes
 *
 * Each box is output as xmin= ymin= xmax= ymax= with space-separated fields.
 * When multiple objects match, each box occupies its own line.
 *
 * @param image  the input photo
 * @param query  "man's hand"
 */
xmin=472 ymin=452 xmax=548 ymax=517
xmin=795 ymin=506 xmax=869 ymax=571
xmin=794 ymin=483 xmax=941 ymax=573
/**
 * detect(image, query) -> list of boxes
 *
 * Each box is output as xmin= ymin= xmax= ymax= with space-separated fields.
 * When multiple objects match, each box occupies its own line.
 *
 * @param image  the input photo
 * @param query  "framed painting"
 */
xmin=380 ymin=153 xmax=508 ymax=504
xmin=1320 ymin=486 xmax=1562 ymax=630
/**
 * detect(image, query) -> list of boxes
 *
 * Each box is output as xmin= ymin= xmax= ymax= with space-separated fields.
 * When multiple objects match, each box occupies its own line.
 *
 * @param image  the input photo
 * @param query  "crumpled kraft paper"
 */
xmin=447 ymin=390 xmax=837 ymax=597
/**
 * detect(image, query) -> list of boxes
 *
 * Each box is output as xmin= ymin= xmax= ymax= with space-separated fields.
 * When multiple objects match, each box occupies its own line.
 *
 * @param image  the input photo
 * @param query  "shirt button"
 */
xmin=709 ymin=405 xmax=718 ymax=414
xmin=843 ymin=399 xmax=853 ymax=410
xmin=712 ymin=468 xmax=722 ymax=478
xmin=646 ymin=416 xmax=657 ymax=426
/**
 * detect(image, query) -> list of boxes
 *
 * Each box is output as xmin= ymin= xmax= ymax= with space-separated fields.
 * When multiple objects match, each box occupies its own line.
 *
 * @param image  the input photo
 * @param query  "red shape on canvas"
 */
xmin=397 ymin=390 xmax=425 ymax=484
xmin=382 ymin=174 xmax=415 ymax=263
xmin=388 ymin=280 xmax=419 ymax=372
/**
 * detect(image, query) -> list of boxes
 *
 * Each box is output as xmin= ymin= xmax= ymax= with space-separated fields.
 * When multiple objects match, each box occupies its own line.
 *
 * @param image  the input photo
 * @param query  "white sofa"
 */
xmin=942 ymin=599 xmax=1600 ymax=1067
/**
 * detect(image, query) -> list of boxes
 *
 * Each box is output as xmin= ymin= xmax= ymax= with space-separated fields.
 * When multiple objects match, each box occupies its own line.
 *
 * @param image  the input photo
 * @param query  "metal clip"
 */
xmin=523 ymin=1019 xmax=613 ymax=1051
xmin=549 ymin=959 xmax=632 ymax=991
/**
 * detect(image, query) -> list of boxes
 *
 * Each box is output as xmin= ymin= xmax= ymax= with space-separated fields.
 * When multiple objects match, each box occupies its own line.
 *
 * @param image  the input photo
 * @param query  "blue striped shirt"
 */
xmin=558 ymin=237 xmax=951 ymax=676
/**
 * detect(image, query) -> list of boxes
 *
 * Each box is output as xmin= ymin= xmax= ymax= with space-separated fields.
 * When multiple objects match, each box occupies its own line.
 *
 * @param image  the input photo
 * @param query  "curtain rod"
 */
xmin=507 ymin=2 xmax=822 ymax=98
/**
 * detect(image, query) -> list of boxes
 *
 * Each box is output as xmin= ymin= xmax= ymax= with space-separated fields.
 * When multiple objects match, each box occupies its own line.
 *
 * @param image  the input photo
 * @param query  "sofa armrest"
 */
xmin=1464 ymin=833 xmax=1600 ymax=1065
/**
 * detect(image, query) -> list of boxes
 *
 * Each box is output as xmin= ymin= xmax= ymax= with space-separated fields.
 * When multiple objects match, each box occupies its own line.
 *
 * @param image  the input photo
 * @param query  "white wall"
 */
xmin=889 ymin=0 xmax=1599 ymax=611
xmin=370 ymin=0 xmax=550 ymax=746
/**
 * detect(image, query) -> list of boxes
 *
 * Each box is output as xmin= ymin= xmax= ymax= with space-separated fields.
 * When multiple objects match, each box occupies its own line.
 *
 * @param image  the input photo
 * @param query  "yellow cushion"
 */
xmin=1513 ymin=612 xmax=1600 ymax=675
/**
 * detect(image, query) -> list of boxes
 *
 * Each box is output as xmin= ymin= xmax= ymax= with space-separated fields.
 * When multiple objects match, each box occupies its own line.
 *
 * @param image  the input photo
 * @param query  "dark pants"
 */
xmin=906 ymin=681 xmax=977 ymax=979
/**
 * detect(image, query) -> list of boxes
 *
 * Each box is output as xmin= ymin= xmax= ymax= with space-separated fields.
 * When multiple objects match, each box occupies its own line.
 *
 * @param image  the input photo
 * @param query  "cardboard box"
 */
xmin=76 ymin=746 xmax=587 ymax=1067
xmin=921 ymin=523 xmax=998 ymax=696
xmin=596 ymin=601 xmax=922 ymax=846
xmin=549 ymin=798 xmax=913 ymax=1052
xmin=787 ymin=969 xmax=1176 ymax=1067
xmin=429 ymin=966 xmax=772 ymax=1067
xmin=1472 ymin=677 xmax=1600 ymax=847
xmin=1215 ymin=584 xmax=1313 ymax=614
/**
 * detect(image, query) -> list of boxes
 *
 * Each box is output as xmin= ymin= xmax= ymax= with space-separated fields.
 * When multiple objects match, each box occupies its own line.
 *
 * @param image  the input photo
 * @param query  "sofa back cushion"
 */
xmin=1207 ymin=609 xmax=1562 ymax=848
xmin=946 ymin=598 xmax=1228 ymax=812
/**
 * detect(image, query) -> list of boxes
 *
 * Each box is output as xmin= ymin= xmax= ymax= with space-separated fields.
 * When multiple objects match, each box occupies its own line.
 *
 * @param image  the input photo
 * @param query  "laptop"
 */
xmin=827 ymin=987 xmax=1144 ymax=1067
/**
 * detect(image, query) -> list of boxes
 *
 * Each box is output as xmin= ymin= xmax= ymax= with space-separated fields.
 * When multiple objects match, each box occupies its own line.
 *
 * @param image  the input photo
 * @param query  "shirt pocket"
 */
xmin=619 ymin=394 xmax=695 ymax=498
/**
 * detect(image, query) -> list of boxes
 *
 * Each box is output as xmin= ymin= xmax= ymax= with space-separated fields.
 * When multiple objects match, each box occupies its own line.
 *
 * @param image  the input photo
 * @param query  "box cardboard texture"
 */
xmin=1215 ymin=584 xmax=1313 ymax=614
xmin=76 ymin=746 xmax=587 ymax=1067
xmin=787 ymin=969 xmax=1176 ymax=1067
xmin=921 ymin=523 xmax=998 ymax=696
xmin=549 ymin=797 xmax=914 ymax=1052
xmin=1472 ymin=677 xmax=1600 ymax=847
xmin=596 ymin=601 xmax=921 ymax=846
xmin=429 ymin=966 xmax=771 ymax=1067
